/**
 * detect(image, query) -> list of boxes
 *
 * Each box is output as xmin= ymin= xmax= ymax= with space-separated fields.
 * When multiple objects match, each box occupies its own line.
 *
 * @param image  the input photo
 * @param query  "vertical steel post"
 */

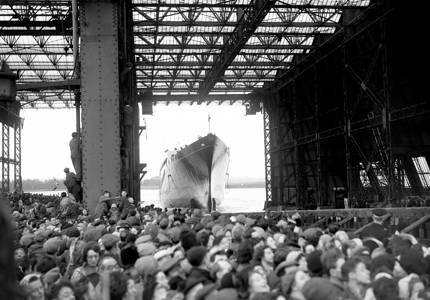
xmin=292 ymin=80 xmax=302 ymax=208
xmin=75 ymin=91 xmax=81 ymax=134
xmin=263 ymin=100 xmax=272 ymax=209
xmin=80 ymin=0 xmax=121 ymax=212
xmin=314 ymin=67 xmax=322 ymax=208
xmin=342 ymin=43 xmax=352 ymax=205
xmin=13 ymin=121 xmax=22 ymax=193
xmin=120 ymin=0 xmax=140 ymax=204
xmin=2 ymin=123 xmax=9 ymax=193
xmin=381 ymin=9 xmax=393 ymax=204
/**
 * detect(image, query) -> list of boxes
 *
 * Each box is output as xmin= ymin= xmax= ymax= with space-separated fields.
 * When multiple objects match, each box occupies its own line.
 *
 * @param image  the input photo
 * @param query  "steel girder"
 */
xmin=0 ymin=0 xmax=370 ymax=107
xmin=1 ymin=124 xmax=10 ymax=193
xmin=80 ymin=0 xmax=121 ymax=212
xmin=14 ymin=122 xmax=22 ymax=193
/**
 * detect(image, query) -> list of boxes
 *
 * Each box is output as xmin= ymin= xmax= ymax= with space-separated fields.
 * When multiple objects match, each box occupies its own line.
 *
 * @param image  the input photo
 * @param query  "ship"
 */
xmin=159 ymin=133 xmax=230 ymax=211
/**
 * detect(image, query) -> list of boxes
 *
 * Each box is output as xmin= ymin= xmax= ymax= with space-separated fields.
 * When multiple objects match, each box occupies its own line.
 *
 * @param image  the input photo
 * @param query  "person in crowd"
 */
xmin=6 ymin=191 xmax=430 ymax=300
xmin=359 ymin=208 xmax=389 ymax=244
xmin=69 ymin=132 xmax=81 ymax=181
xmin=0 ymin=201 xmax=27 ymax=300
xmin=341 ymin=255 xmax=372 ymax=300
xmin=280 ymin=266 xmax=310 ymax=300
xmin=49 ymin=281 xmax=76 ymax=300
xmin=63 ymin=168 xmax=82 ymax=203
xmin=70 ymin=242 xmax=101 ymax=285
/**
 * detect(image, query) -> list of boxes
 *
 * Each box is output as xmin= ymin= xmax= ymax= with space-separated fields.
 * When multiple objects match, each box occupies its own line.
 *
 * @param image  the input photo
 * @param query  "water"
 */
xmin=29 ymin=187 xmax=266 ymax=213
xmin=142 ymin=187 xmax=266 ymax=213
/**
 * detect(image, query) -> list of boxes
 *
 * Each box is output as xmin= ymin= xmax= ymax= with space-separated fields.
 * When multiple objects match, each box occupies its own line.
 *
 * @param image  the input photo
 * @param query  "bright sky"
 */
xmin=20 ymin=105 xmax=265 ymax=180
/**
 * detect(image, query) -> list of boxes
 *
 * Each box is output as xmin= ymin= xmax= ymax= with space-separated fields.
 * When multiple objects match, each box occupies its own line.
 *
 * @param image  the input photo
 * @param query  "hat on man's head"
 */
xmin=101 ymin=233 xmax=119 ymax=249
xmin=137 ymin=242 xmax=156 ymax=257
xmin=20 ymin=233 xmax=34 ymax=247
xmin=206 ymin=288 xmax=238 ymax=300
xmin=154 ymin=249 xmax=172 ymax=261
xmin=186 ymin=246 xmax=207 ymax=267
xmin=144 ymin=223 xmax=159 ymax=240
xmin=307 ymin=250 xmax=323 ymax=276
xmin=251 ymin=226 xmax=266 ymax=240
xmin=135 ymin=234 xmax=152 ymax=246
xmin=372 ymin=208 xmax=388 ymax=217
xmin=83 ymin=227 xmax=103 ymax=242
xmin=211 ymin=211 xmax=222 ymax=220
xmin=236 ymin=214 xmax=246 ymax=225
xmin=43 ymin=237 xmax=62 ymax=254
xmin=160 ymin=256 xmax=181 ymax=273
xmin=135 ymin=256 xmax=158 ymax=276
xmin=399 ymin=248 xmax=427 ymax=275
xmin=275 ymin=260 xmax=298 ymax=276
xmin=212 ymin=224 xmax=223 ymax=236
xmin=168 ymin=227 xmax=182 ymax=243
xmin=302 ymin=278 xmax=343 ymax=300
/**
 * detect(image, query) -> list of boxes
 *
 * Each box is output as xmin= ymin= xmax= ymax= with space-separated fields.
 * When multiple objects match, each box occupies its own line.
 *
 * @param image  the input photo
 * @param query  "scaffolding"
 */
xmin=0 ymin=119 xmax=22 ymax=194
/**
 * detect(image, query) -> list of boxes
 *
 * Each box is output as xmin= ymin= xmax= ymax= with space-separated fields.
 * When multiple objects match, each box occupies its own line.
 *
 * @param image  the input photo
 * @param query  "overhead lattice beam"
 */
xmin=197 ymin=0 xmax=277 ymax=98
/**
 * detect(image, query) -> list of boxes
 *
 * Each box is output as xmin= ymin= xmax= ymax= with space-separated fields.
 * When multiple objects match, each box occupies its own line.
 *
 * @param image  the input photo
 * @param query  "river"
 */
xmin=29 ymin=187 xmax=266 ymax=213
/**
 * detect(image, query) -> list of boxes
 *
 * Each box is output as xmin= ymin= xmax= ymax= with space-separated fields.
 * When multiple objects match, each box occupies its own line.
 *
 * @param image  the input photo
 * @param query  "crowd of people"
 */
xmin=2 ymin=191 xmax=430 ymax=300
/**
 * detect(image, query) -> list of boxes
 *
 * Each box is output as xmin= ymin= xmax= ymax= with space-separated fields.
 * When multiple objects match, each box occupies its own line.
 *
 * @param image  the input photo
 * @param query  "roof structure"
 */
xmin=0 ymin=0 xmax=370 ymax=108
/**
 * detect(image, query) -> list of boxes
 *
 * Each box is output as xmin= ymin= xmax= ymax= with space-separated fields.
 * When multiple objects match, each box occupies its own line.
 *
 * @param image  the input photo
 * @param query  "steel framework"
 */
xmin=1 ymin=124 xmax=9 ymax=193
xmin=0 ymin=0 xmax=370 ymax=108
xmin=263 ymin=1 xmax=430 ymax=209
xmin=14 ymin=121 xmax=22 ymax=193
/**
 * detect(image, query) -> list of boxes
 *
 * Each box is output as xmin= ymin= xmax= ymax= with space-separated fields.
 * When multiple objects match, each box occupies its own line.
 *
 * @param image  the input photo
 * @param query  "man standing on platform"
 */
xmin=69 ymin=132 xmax=82 ymax=181
xmin=63 ymin=167 xmax=82 ymax=203
xmin=359 ymin=208 xmax=389 ymax=244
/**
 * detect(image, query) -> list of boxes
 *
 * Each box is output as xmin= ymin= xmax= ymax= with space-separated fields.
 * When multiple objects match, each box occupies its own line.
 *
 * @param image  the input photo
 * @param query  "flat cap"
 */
xmin=372 ymin=208 xmax=388 ymax=217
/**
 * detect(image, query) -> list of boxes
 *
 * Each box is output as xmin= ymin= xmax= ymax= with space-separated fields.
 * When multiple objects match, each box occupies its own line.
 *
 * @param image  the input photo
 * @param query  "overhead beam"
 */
xmin=141 ymin=93 xmax=260 ymax=103
xmin=135 ymin=31 xmax=323 ymax=37
xmin=136 ymin=87 xmax=257 ymax=92
xmin=0 ymin=30 xmax=72 ymax=36
xmin=134 ymin=21 xmax=339 ymax=28
xmin=136 ymin=61 xmax=292 ymax=67
xmin=266 ymin=3 xmax=383 ymax=91
xmin=135 ymin=44 xmax=313 ymax=50
xmin=197 ymin=0 xmax=277 ymax=98
xmin=16 ymin=79 xmax=80 ymax=91
xmin=0 ymin=20 xmax=69 ymax=27
xmin=132 ymin=3 xmax=368 ymax=9
xmin=4 ymin=1 xmax=367 ymax=9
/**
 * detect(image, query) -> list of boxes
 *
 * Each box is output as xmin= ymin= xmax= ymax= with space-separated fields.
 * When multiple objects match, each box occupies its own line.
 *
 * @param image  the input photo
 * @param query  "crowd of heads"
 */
xmin=2 ymin=192 xmax=430 ymax=300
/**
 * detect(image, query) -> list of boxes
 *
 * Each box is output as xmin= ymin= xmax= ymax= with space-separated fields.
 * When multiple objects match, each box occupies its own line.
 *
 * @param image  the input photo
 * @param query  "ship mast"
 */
xmin=208 ymin=113 xmax=211 ymax=133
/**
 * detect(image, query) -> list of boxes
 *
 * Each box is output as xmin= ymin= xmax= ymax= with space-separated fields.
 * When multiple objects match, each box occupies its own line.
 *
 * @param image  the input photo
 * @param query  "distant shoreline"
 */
xmin=142 ymin=184 xmax=265 ymax=190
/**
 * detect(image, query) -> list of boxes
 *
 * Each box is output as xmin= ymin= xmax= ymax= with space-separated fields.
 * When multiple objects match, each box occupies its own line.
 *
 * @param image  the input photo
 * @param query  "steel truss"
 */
xmin=1 ymin=124 xmax=9 ymax=193
xmin=264 ymin=1 xmax=430 ymax=209
xmin=0 ymin=1 xmax=370 ymax=107
xmin=14 ymin=122 xmax=22 ymax=193
xmin=262 ymin=99 xmax=272 ymax=208
xmin=0 ymin=119 xmax=23 ymax=194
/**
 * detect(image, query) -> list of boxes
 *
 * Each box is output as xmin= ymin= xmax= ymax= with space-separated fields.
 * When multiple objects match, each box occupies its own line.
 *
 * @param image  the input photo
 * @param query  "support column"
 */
xmin=2 ymin=123 xmax=9 ymax=193
xmin=342 ymin=41 xmax=352 ymax=205
xmin=80 ymin=0 xmax=121 ymax=212
xmin=118 ymin=0 xmax=141 ymax=204
xmin=292 ymin=80 xmax=304 ymax=208
xmin=381 ymin=12 xmax=394 ymax=204
xmin=263 ymin=100 xmax=272 ymax=209
xmin=314 ymin=67 xmax=323 ymax=208
xmin=13 ymin=121 xmax=22 ymax=193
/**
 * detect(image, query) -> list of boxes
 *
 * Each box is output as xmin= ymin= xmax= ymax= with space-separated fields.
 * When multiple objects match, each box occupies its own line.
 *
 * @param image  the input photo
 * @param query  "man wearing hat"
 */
xmin=184 ymin=246 xmax=214 ymax=295
xmin=63 ymin=167 xmax=82 ymax=203
xmin=359 ymin=208 xmax=389 ymax=244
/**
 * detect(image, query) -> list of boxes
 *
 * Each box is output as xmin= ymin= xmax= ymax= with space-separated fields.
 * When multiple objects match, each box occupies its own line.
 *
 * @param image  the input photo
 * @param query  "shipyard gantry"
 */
xmin=0 ymin=1 xmax=429 ymax=217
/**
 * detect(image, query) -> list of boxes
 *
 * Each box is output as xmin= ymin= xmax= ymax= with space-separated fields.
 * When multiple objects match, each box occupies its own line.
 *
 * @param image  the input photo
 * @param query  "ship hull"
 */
xmin=159 ymin=134 xmax=229 ymax=210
